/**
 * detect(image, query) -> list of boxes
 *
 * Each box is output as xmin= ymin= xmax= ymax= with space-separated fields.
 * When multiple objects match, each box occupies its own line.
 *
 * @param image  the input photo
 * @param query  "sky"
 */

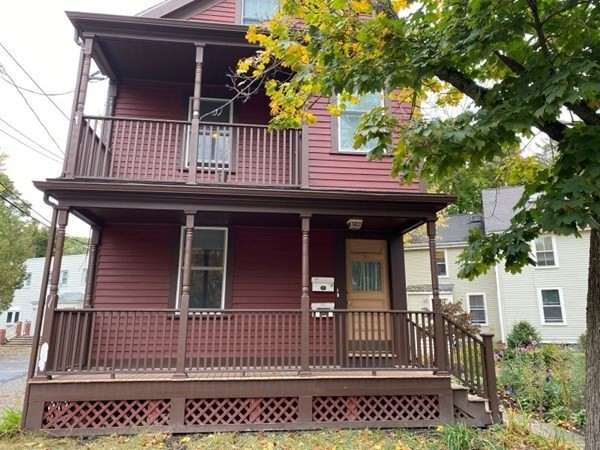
xmin=0 ymin=1 xmax=161 ymax=236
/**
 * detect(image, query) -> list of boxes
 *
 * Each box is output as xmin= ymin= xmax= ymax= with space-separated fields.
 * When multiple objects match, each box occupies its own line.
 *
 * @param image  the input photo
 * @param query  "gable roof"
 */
xmin=482 ymin=186 xmax=524 ymax=233
xmin=139 ymin=0 xmax=218 ymax=19
xmin=408 ymin=214 xmax=484 ymax=247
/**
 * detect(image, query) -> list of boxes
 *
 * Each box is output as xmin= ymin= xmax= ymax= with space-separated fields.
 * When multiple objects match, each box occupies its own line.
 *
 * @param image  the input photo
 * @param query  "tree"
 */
xmin=237 ymin=0 xmax=599 ymax=444
xmin=0 ymin=154 xmax=33 ymax=313
xmin=28 ymin=225 xmax=88 ymax=258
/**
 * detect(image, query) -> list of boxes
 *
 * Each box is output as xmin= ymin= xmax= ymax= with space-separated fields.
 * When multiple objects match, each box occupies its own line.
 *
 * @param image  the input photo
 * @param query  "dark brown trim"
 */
xmin=389 ymin=233 xmax=407 ymax=310
xmin=168 ymin=225 xmax=181 ymax=309
xmin=223 ymin=226 xmax=236 ymax=309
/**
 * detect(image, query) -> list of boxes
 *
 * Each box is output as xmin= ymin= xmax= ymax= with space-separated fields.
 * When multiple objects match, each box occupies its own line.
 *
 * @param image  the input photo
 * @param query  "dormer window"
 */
xmin=242 ymin=0 xmax=279 ymax=25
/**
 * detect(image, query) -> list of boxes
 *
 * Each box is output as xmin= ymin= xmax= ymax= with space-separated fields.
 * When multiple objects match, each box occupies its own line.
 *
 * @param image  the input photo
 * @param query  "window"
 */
xmin=352 ymin=261 xmax=382 ymax=292
xmin=539 ymin=289 xmax=566 ymax=324
xmin=24 ymin=272 xmax=32 ymax=288
xmin=242 ymin=0 xmax=279 ymax=25
xmin=534 ymin=236 xmax=557 ymax=267
xmin=6 ymin=311 xmax=20 ymax=324
xmin=467 ymin=293 xmax=487 ymax=325
xmin=179 ymin=228 xmax=228 ymax=309
xmin=60 ymin=270 xmax=68 ymax=287
xmin=189 ymin=98 xmax=233 ymax=168
xmin=338 ymin=92 xmax=384 ymax=153
xmin=436 ymin=250 xmax=448 ymax=277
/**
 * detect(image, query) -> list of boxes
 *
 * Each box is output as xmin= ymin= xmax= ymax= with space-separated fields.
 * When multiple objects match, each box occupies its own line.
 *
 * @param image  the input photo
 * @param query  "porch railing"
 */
xmin=72 ymin=116 xmax=301 ymax=186
xmin=45 ymin=308 xmax=451 ymax=375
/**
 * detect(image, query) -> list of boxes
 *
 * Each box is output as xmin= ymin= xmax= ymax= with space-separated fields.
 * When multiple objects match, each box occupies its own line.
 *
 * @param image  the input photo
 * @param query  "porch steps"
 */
xmin=451 ymin=384 xmax=493 ymax=427
xmin=5 ymin=335 xmax=34 ymax=347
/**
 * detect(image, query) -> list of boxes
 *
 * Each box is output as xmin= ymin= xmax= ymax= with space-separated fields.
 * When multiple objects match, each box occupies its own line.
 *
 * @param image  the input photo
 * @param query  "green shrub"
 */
xmin=572 ymin=408 xmax=586 ymax=428
xmin=0 ymin=408 xmax=21 ymax=438
xmin=578 ymin=332 xmax=586 ymax=351
xmin=507 ymin=321 xmax=541 ymax=349
xmin=439 ymin=422 xmax=477 ymax=450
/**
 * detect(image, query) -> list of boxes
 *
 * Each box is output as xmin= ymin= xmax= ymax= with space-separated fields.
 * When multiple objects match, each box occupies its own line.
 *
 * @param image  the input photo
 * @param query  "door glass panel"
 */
xmin=351 ymin=261 xmax=382 ymax=292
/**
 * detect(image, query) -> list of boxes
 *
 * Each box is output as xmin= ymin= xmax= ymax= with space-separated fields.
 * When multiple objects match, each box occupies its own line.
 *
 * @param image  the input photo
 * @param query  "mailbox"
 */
xmin=311 ymin=277 xmax=335 ymax=292
xmin=311 ymin=302 xmax=335 ymax=318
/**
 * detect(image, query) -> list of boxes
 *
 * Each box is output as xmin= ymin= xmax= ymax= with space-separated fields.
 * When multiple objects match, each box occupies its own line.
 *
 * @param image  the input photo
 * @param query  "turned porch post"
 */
xmin=174 ymin=212 xmax=196 ymax=377
xmin=187 ymin=44 xmax=205 ymax=185
xmin=35 ymin=208 xmax=69 ymax=379
xmin=83 ymin=227 xmax=101 ymax=308
xmin=300 ymin=214 xmax=311 ymax=373
xmin=427 ymin=219 xmax=448 ymax=373
xmin=63 ymin=36 xmax=93 ymax=179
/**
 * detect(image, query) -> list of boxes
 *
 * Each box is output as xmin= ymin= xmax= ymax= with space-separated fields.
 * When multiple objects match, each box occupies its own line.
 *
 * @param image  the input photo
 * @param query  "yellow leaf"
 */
xmin=180 ymin=436 xmax=191 ymax=443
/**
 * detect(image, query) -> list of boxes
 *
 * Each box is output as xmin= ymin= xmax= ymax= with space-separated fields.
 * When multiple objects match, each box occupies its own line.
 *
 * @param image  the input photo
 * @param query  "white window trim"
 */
xmin=538 ymin=287 xmax=567 ymax=325
xmin=176 ymin=227 xmax=228 ymax=310
xmin=466 ymin=292 xmax=488 ymax=326
xmin=532 ymin=235 xmax=559 ymax=269
xmin=241 ymin=0 xmax=280 ymax=25
xmin=60 ymin=270 xmax=69 ymax=287
xmin=436 ymin=249 xmax=449 ymax=278
xmin=6 ymin=309 xmax=21 ymax=324
xmin=186 ymin=97 xmax=234 ymax=169
xmin=337 ymin=93 xmax=385 ymax=154
xmin=24 ymin=272 xmax=32 ymax=288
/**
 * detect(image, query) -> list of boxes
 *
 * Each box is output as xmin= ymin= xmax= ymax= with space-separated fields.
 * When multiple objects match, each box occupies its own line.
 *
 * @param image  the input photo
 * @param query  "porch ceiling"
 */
xmin=67 ymin=11 xmax=256 ymax=84
xmin=35 ymin=180 xmax=453 ymax=234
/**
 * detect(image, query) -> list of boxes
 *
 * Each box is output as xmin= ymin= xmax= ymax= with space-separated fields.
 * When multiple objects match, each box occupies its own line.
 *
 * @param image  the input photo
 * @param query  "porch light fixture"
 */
xmin=346 ymin=218 xmax=363 ymax=231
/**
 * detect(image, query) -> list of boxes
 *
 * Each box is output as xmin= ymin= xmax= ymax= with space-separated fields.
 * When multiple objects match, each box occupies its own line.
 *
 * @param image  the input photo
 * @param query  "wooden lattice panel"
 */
xmin=185 ymin=397 xmax=299 ymax=425
xmin=312 ymin=395 xmax=440 ymax=422
xmin=42 ymin=400 xmax=170 ymax=429
xmin=454 ymin=405 xmax=474 ymax=420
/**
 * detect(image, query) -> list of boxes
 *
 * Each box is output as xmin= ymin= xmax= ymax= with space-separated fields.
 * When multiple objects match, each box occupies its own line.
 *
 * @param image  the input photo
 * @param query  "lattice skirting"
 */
xmin=42 ymin=400 xmax=171 ymax=429
xmin=186 ymin=397 xmax=299 ymax=425
xmin=313 ymin=395 xmax=440 ymax=422
xmin=454 ymin=405 xmax=475 ymax=420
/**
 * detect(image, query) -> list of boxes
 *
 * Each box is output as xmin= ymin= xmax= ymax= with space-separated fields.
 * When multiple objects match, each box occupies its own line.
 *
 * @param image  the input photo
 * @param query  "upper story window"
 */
xmin=179 ymin=228 xmax=228 ymax=309
xmin=24 ymin=272 xmax=32 ymax=288
xmin=539 ymin=288 xmax=566 ymax=324
xmin=189 ymin=98 xmax=233 ymax=168
xmin=338 ymin=93 xmax=384 ymax=153
xmin=436 ymin=250 xmax=448 ymax=277
xmin=242 ymin=0 xmax=279 ymax=25
xmin=467 ymin=293 xmax=487 ymax=325
xmin=60 ymin=270 xmax=69 ymax=287
xmin=534 ymin=235 xmax=558 ymax=267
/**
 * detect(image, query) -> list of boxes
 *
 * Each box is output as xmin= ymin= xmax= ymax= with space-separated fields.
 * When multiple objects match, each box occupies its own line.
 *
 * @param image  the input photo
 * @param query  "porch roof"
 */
xmin=34 ymin=180 xmax=454 ymax=233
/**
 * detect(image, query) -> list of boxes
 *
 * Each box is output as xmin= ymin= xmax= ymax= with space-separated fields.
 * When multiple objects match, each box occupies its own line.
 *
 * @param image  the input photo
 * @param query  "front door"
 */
xmin=346 ymin=239 xmax=390 ymax=347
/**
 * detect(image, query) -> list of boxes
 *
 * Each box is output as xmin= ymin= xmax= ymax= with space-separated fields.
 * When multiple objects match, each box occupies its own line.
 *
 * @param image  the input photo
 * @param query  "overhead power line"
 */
xmin=0 ymin=75 xmax=74 ymax=97
xmin=0 ymin=64 xmax=66 ymax=156
xmin=0 ymin=41 xmax=70 ymax=120
xmin=0 ymin=127 xmax=63 ymax=165
xmin=0 ymin=117 xmax=64 ymax=162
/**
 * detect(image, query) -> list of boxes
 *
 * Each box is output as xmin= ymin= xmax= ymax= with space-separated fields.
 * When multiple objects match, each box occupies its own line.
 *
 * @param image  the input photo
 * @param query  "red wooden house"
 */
xmin=23 ymin=0 xmax=500 ymax=434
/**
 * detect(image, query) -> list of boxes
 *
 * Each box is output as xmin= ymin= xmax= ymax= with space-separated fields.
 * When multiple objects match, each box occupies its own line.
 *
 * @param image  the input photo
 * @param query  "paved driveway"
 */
xmin=0 ymin=352 xmax=29 ymax=384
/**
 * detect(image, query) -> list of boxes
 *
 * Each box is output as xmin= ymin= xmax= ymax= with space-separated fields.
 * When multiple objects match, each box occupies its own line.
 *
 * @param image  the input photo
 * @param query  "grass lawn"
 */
xmin=0 ymin=417 xmax=582 ymax=450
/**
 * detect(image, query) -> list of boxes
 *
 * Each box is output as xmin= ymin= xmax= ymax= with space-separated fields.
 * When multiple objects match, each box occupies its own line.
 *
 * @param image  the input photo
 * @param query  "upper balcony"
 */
xmin=58 ymin=12 xmax=420 ymax=193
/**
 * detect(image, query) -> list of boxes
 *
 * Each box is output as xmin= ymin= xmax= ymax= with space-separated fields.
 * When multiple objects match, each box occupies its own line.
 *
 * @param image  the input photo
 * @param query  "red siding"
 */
xmin=114 ymin=81 xmax=188 ymax=120
xmin=232 ymin=227 xmax=335 ymax=308
xmin=189 ymin=0 xmax=237 ymax=24
xmin=94 ymin=224 xmax=176 ymax=309
xmin=307 ymin=97 xmax=420 ymax=192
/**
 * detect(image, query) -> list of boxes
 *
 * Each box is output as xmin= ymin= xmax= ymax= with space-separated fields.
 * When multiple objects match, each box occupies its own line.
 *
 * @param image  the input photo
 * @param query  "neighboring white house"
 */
xmin=0 ymin=254 xmax=88 ymax=333
xmin=405 ymin=186 xmax=589 ymax=344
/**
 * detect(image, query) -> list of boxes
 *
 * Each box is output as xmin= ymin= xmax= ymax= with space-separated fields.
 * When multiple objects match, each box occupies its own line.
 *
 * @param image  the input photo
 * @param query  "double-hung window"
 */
xmin=242 ymin=0 xmax=279 ymax=25
xmin=338 ymin=92 xmax=384 ymax=153
xmin=60 ymin=270 xmax=69 ymax=287
xmin=467 ymin=293 xmax=487 ymax=325
xmin=534 ymin=236 xmax=558 ymax=267
xmin=436 ymin=250 xmax=448 ymax=277
xmin=6 ymin=310 xmax=20 ymax=324
xmin=179 ymin=228 xmax=228 ymax=310
xmin=539 ymin=288 xmax=566 ymax=324
xmin=24 ymin=272 xmax=32 ymax=288
xmin=189 ymin=98 xmax=233 ymax=169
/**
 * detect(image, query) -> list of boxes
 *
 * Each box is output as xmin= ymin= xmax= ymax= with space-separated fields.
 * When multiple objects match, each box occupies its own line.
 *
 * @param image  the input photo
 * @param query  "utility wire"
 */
xmin=0 ymin=127 xmax=63 ymax=164
xmin=0 ymin=188 xmax=89 ymax=248
xmin=0 ymin=75 xmax=74 ymax=97
xmin=0 ymin=63 xmax=65 ymax=155
xmin=0 ymin=117 xmax=64 ymax=161
xmin=0 ymin=41 xmax=70 ymax=120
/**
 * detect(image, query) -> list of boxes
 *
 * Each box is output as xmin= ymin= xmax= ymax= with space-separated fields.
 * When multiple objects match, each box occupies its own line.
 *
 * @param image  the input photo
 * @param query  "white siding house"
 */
xmin=0 ymin=254 xmax=88 ymax=333
xmin=405 ymin=187 xmax=589 ymax=344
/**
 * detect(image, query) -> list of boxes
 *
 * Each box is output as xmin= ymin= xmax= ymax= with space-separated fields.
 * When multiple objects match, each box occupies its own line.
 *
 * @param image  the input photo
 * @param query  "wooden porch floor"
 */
xmin=37 ymin=369 xmax=443 ymax=384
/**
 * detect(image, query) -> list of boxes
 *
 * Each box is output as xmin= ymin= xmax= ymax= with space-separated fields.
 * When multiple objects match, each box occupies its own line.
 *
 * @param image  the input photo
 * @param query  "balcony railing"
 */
xmin=72 ymin=116 xmax=301 ymax=186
